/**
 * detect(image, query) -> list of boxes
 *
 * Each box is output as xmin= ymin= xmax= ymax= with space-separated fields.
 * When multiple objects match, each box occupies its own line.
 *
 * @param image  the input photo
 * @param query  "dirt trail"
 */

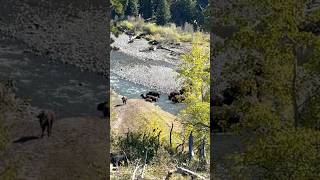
xmin=0 ymin=111 xmax=108 ymax=180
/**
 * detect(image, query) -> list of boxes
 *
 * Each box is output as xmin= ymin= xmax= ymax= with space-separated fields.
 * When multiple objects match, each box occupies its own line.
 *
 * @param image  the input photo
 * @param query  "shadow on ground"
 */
xmin=13 ymin=136 xmax=39 ymax=143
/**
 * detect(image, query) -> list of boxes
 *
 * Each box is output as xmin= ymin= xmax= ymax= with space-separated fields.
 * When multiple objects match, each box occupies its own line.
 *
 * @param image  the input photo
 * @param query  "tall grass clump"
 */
xmin=114 ymin=17 xmax=209 ymax=43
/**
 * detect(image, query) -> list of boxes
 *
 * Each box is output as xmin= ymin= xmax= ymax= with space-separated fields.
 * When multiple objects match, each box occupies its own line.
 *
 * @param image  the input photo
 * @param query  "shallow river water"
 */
xmin=110 ymin=50 xmax=185 ymax=115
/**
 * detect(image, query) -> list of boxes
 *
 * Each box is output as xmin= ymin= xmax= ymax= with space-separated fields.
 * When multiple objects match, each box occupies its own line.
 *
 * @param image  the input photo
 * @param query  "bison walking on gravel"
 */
xmin=37 ymin=110 xmax=55 ymax=138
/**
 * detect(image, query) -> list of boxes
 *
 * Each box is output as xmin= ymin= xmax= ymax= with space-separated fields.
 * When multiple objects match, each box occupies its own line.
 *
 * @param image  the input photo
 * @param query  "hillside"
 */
xmin=111 ymin=92 xmax=182 ymax=147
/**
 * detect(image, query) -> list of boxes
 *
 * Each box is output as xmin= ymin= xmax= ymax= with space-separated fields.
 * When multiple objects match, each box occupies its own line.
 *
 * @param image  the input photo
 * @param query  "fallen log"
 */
xmin=176 ymin=167 xmax=207 ymax=180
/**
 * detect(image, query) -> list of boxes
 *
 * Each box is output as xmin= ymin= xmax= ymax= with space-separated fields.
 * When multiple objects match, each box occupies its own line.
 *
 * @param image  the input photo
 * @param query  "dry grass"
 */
xmin=114 ymin=17 xmax=210 ymax=44
xmin=111 ymin=97 xmax=183 ymax=147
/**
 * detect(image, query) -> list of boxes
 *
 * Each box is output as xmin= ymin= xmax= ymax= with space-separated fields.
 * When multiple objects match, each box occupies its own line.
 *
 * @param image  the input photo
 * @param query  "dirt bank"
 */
xmin=0 ymin=102 xmax=108 ymax=179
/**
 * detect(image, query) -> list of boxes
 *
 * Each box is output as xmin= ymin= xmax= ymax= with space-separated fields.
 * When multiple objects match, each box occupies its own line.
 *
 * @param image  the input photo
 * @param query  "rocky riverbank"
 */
xmin=111 ymin=33 xmax=191 ymax=93
xmin=0 ymin=1 xmax=108 ymax=77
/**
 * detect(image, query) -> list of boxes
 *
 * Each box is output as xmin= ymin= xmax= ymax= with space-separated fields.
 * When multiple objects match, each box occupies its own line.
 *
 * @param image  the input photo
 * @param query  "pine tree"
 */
xmin=139 ymin=0 xmax=153 ymax=19
xmin=111 ymin=0 xmax=124 ymax=17
xmin=125 ymin=0 xmax=139 ymax=17
xmin=171 ymin=0 xmax=195 ymax=26
xmin=155 ymin=0 xmax=171 ymax=25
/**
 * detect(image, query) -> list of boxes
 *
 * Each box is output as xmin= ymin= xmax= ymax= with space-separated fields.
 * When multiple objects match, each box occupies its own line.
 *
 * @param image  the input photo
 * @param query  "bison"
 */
xmin=97 ymin=102 xmax=109 ymax=117
xmin=145 ymin=98 xmax=153 ymax=102
xmin=141 ymin=94 xmax=158 ymax=102
xmin=121 ymin=96 xmax=128 ymax=105
xmin=168 ymin=90 xmax=180 ymax=100
xmin=171 ymin=94 xmax=185 ymax=103
xmin=146 ymin=91 xmax=160 ymax=98
xmin=36 ymin=110 xmax=55 ymax=138
xmin=111 ymin=153 xmax=128 ymax=167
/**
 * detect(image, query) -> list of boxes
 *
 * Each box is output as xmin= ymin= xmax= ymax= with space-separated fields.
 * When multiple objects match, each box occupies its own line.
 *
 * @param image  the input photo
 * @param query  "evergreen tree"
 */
xmin=125 ymin=0 xmax=139 ymax=17
xmin=155 ymin=0 xmax=171 ymax=25
xmin=171 ymin=0 xmax=195 ymax=26
xmin=111 ymin=0 xmax=124 ymax=17
xmin=139 ymin=0 xmax=153 ymax=19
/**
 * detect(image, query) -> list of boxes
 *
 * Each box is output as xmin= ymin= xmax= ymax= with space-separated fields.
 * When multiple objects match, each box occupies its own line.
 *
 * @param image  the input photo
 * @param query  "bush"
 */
xmin=118 ymin=20 xmax=134 ymax=31
xmin=230 ymin=127 xmax=320 ymax=179
xmin=142 ymin=23 xmax=157 ymax=35
xmin=116 ymin=130 xmax=162 ymax=163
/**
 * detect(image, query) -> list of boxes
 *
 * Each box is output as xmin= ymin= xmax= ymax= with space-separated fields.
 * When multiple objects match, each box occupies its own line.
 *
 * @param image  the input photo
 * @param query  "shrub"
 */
xmin=117 ymin=130 xmax=162 ymax=163
xmin=230 ymin=127 xmax=320 ymax=179
xmin=118 ymin=20 xmax=134 ymax=31
xmin=142 ymin=23 xmax=158 ymax=35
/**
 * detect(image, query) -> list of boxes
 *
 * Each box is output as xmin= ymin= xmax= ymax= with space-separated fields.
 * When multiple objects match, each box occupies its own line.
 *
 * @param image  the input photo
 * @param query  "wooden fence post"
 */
xmin=170 ymin=123 xmax=173 ymax=148
xmin=188 ymin=131 xmax=194 ymax=160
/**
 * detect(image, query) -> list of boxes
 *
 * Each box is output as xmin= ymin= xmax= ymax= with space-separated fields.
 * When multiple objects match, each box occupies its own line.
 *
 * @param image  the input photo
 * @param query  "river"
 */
xmin=110 ymin=50 xmax=185 ymax=115
xmin=0 ymin=39 xmax=184 ymax=118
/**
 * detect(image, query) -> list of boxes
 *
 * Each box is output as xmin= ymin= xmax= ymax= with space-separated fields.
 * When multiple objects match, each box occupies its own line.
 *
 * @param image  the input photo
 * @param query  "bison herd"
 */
xmin=168 ymin=88 xmax=186 ymax=103
xmin=140 ymin=89 xmax=186 ymax=103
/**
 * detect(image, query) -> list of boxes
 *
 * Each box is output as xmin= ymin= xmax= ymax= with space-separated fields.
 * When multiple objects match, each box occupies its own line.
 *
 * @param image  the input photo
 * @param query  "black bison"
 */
xmin=179 ymin=87 xmax=186 ymax=95
xmin=168 ymin=90 xmax=180 ymax=100
xmin=141 ymin=94 xmax=158 ymax=102
xmin=146 ymin=91 xmax=160 ymax=98
xmin=97 ymin=102 xmax=109 ymax=117
xmin=36 ymin=110 xmax=55 ymax=138
xmin=168 ymin=88 xmax=187 ymax=100
xmin=111 ymin=153 xmax=128 ymax=167
xmin=171 ymin=94 xmax=185 ymax=103
xmin=145 ymin=98 xmax=153 ymax=102
xmin=121 ymin=96 xmax=128 ymax=105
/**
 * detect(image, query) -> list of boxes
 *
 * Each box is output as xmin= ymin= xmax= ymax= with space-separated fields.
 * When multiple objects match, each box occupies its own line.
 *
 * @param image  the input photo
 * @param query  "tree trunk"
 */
xmin=292 ymin=57 xmax=299 ymax=129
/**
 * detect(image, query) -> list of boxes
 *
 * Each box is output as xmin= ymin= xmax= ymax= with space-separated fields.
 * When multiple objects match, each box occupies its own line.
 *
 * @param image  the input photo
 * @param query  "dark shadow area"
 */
xmin=114 ymin=104 xmax=124 ymax=107
xmin=13 ymin=136 xmax=39 ymax=143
